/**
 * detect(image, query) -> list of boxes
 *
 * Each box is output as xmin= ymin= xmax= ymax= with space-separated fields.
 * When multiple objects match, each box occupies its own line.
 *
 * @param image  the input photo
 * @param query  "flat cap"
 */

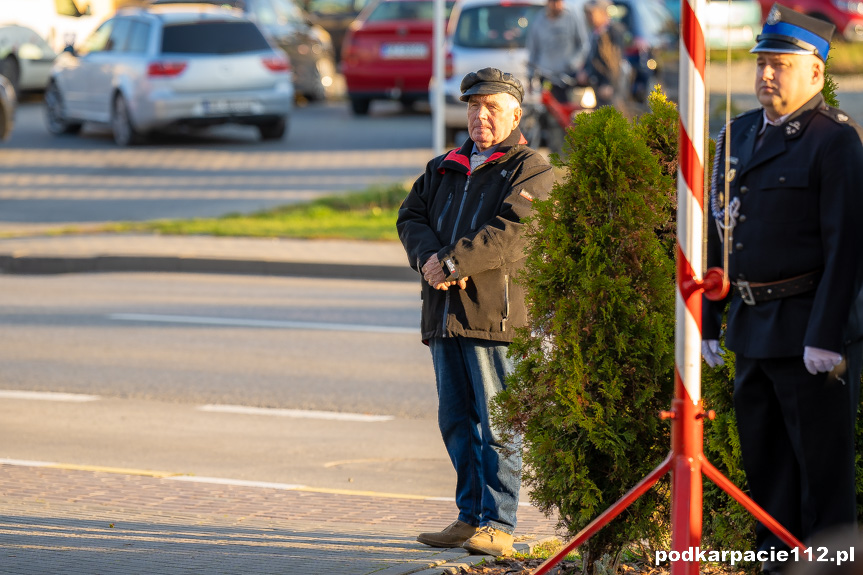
xmin=752 ymin=3 xmax=835 ymax=61
xmin=459 ymin=67 xmax=524 ymax=104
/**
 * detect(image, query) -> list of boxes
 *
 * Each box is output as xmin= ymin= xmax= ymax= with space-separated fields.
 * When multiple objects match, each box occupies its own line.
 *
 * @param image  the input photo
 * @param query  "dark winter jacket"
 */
xmin=397 ymin=129 xmax=554 ymax=342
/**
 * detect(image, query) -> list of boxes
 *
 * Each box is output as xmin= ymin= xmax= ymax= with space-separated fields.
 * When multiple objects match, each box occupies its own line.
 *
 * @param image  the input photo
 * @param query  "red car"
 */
xmin=757 ymin=0 xmax=863 ymax=42
xmin=341 ymin=0 xmax=454 ymax=114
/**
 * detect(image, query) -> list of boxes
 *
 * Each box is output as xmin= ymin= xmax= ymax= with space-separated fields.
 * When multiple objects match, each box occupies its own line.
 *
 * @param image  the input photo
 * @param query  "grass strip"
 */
xmin=106 ymin=183 xmax=410 ymax=242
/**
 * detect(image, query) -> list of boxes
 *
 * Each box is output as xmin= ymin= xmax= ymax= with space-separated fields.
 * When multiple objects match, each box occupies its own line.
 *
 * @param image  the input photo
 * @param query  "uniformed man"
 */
xmin=702 ymin=4 xmax=863 ymax=571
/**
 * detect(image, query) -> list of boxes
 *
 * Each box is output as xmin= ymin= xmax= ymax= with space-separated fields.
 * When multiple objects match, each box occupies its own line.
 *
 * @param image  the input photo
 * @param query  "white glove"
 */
xmin=803 ymin=346 xmax=843 ymax=375
xmin=702 ymin=340 xmax=724 ymax=367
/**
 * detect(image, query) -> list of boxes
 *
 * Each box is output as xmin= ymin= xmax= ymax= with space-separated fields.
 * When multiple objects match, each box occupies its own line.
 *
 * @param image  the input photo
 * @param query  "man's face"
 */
xmin=755 ymin=52 xmax=823 ymax=120
xmin=586 ymin=6 xmax=607 ymax=28
xmin=467 ymin=93 xmax=522 ymax=152
xmin=546 ymin=0 xmax=564 ymax=18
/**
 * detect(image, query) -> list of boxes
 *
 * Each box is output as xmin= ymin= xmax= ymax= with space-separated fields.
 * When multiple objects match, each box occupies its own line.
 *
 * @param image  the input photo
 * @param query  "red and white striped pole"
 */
xmin=673 ymin=0 xmax=709 ymax=573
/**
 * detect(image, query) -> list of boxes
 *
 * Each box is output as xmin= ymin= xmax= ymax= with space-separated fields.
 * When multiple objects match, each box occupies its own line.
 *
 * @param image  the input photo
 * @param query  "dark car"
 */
xmin=610 ymin=0 xmax=676 ymax=103
xmin=757 ymin=0 xmax=863 ymax=42
xmin=0 ymin=73 xmax=15 ymax=140
xmin=149 ymin=0 xmax=339 ymax=100
xmin=302 ymin=0 xmax=371 ymax=60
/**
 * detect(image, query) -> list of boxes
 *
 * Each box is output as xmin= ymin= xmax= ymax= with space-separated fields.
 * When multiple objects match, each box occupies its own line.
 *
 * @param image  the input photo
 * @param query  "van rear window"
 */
xmin=161 ymin=21 xmax=271 ymax=53
xmin=453 ymin=4 xmax=541 ymax=49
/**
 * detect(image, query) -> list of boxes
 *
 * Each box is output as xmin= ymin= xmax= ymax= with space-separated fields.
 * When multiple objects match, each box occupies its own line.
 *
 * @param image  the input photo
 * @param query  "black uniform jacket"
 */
xmin=703 ymin=94 xmax=863 ymax=358
xmin=397 ymin=129 xmax=554 ymax=343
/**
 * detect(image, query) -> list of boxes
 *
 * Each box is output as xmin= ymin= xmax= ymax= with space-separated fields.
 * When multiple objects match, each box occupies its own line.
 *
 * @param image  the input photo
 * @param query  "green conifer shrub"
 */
xmin=495 ymin=92 xmax=678 ymax=571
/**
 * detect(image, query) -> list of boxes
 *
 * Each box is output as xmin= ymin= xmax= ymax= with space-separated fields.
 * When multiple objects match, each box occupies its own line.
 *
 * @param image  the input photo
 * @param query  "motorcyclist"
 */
xmin=526 ymin=0 xmax=590 ymax=102
xmin=577 ymin=0 xmax=627 ymax=108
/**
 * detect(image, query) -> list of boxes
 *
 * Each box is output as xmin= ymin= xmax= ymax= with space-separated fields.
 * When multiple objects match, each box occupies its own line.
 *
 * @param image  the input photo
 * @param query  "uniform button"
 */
xmin=738 ymin=214 xmax=747 ymax=223
xmin=779 ymin=176 xmax=786 ymax=183
xmin=735 ymin=242 xmax=744 ymax=251
xmin=740 ymin=186 xmax=749 ymax=194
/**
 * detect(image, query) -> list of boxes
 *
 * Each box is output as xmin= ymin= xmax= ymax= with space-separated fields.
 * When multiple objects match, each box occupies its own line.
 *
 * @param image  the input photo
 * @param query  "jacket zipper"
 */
xmin=502 ymin=273 xmax=509 ymax=331
xmin=436 ymin=192 xmax=453 ymax=233
xmin=470 ymin=192 xmax=485 ymax=229
xmin=441 ymin=176 xmax=472 ymax=336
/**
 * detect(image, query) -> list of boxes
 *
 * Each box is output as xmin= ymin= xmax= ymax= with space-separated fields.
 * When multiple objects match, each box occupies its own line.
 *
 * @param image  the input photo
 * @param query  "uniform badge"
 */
xmin=785 ymin=121 xmax=800 ymax=135
xmin=766 ymin=6 xmax=781 ymax=24
xmin=838 ymin=113 xmax=849 ymax=122
xmin=519 ymin=189 xmax=534 ymax=202
xmin=727 ymin=168 xmax=736 ymax=182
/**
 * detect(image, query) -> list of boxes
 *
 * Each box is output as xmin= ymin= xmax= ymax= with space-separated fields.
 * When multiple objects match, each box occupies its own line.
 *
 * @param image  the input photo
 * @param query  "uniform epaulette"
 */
xmin=733 ymin=108 xmax=761 ymax=121
xmin=817 ymin=105 xmax=854 ymax=125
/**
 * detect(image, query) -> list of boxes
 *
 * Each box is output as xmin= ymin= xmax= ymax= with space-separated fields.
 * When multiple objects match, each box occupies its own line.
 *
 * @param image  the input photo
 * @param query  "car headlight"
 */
xmin=833 ymin=0 xmax=863 ymax=14
xmin=580 ymin=87 xmax=597 ymax=110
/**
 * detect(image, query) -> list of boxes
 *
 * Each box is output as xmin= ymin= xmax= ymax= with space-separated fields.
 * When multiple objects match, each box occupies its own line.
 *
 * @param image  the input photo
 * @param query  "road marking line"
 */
xmin=166 ymin=476 xmax=306 ymax=490
xmin=0 ymin=459 xmax=179 ymax=478
xmin=0 ymin=459 xmax=537 ymax=505
xmin=197 ymin=404 xmax=395 ymax=423
xmin=109 ymin=313 xmax=416 ymax=335
xmin=0 ymin=390 xmax=101 ymax=402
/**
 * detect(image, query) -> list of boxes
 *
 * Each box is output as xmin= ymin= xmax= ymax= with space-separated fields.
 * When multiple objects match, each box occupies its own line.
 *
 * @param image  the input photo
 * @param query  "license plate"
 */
xmin=198 ymin=100 xmax=259 ymax=115
xmin=380 ymin=43 xmax=428 ymax=60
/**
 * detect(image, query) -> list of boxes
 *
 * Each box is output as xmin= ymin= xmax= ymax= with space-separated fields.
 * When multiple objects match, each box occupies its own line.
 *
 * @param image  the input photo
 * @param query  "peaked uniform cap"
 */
xmin=459 ymin=68 xmax=524 ymax=104
xmin=752 ymin=3 xmax=835 ymax=61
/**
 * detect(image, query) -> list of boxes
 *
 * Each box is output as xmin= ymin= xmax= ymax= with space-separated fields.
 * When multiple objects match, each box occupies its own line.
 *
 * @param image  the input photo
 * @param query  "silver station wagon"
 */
xmin=44 ymin=4 xmax=294 ymax=145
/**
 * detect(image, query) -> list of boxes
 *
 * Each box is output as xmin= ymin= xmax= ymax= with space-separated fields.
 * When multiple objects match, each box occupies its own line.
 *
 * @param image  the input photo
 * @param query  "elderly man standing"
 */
xmin=702 ymin=5 xmax=863 ymax=571
xmin=397 ymin=68 xmax=553 ymax=557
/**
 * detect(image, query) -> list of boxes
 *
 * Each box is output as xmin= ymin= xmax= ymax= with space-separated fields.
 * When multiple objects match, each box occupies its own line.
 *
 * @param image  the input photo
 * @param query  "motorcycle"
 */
xmin=520 ymin=70 xmax=597 ymax=156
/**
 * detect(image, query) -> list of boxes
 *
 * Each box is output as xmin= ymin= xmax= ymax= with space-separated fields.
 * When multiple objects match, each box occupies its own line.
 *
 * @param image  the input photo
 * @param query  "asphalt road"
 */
xmin=0 ymin=272 xmax=434 ymax=417
xmin=0 ymin=272 xmax=459 ymax=496
xmin=0 ymin=96 xmax=434 ymax=227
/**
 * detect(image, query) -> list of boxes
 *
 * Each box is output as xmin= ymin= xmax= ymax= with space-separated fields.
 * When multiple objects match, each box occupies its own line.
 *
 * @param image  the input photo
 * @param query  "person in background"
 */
xmin=702 ymin=5 xmax=863 ymax=573
xmin=526 ymin=0 xmax=590 ymax=102
xmin=577 ymin=0 xmax=626 ymax=108
xmin=397 ymin=67 xmax=553 ymax=557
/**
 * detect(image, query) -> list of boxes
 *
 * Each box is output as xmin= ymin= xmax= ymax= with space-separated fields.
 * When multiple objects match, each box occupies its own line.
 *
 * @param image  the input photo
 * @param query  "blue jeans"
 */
xmin=429 ymin=337 xmax=522 ymax=534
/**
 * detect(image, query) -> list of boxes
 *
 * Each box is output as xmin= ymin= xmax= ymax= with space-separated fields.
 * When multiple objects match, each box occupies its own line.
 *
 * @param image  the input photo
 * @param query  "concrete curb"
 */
xmin=0 ymin=234 xmax=417 ymax=281
xmin=0 ymin=254 xmax=416 ymax=281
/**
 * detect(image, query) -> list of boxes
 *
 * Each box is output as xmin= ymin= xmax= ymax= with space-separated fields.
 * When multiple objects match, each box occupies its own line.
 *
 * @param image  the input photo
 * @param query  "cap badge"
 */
xmin=785 ymin=121 xmax=800 ymax=135
xmin=766 ymin=6 xmax=781 ymax=25
xmin=838 ymin=113 xmax=849 ymax=122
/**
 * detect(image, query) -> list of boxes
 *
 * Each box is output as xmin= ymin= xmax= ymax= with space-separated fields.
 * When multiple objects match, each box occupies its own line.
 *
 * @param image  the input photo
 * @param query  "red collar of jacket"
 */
xmin=439 ymin=129 xmax=527 ymax=175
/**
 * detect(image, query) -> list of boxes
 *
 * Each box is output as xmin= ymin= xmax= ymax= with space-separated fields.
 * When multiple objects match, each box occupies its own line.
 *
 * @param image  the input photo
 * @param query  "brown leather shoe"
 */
xmin=462 ymin=525 xmax=514 ymax=556
xmin=416 ymin=520 xmax=478 ymax=548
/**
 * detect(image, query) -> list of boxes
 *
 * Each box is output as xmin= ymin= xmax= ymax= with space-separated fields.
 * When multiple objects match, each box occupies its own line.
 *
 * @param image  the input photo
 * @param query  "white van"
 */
xmin=0 ymin=0 xmax=106 ymax=52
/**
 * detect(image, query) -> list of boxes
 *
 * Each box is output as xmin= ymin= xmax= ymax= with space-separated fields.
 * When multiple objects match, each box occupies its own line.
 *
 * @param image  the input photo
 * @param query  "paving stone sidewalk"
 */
xmin=0 ymin=463 xmax=560 ymax=575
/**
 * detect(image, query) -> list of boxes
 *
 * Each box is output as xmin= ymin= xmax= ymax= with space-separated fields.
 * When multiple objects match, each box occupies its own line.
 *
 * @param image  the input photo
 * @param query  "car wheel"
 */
xmin=258 ymin=116 xmax=288 ymax=140
xmin=350 ymin=96 xmax=370 ymax=115
xmin=112 ymin=94 xmax=143 ymax=146
xmin=44 ymin=81 xmax=82 ymax=135
xmin=305 ymin=67 xmax=328 ymax=102
xmin=1 ymin=56 xmax=20 ymax=93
